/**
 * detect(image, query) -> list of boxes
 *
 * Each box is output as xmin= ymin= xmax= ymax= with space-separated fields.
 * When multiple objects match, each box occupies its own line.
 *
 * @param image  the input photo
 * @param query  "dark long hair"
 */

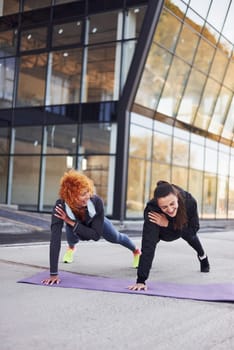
xmin=153 ymin=181 xmax=187 ymax=230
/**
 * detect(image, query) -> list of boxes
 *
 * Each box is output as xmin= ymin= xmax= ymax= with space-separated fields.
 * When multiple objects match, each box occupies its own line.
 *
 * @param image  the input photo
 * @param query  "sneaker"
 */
xmin=63 ymin=248 xmax=75 ymax=263
xmin=132 ymin=249 xmax=141 ymax=268
xmin=198 ymin=255 xmax=210 ymax=272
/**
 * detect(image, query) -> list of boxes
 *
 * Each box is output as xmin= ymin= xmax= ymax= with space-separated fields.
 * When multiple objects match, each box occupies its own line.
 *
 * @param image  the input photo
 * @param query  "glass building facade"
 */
xmin=0 ymin=0 xmax=233 ymax=221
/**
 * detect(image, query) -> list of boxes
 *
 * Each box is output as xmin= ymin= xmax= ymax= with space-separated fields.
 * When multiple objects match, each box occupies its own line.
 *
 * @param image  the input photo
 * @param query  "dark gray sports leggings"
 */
xmin=182 ymin=234 xmax=205 ymax=257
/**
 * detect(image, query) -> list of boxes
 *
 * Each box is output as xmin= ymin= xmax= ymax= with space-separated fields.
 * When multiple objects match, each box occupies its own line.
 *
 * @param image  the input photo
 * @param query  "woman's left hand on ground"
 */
xmin=148 ymin=211 xmax=168 ymax=227
xmin=42 ymin=275 xmax=61 ymax=285
xmin=128 ymin=283 xmax=147 ymax=291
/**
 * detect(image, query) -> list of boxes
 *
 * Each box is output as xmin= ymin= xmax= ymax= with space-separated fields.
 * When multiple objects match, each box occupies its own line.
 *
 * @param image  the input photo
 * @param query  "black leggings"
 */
xmin=182 ymin=234 xmax=205 ymax=257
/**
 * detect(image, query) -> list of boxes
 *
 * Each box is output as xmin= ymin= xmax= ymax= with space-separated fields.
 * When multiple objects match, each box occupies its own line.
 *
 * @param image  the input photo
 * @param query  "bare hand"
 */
xmin=148 ymin=211 xmax=168 ymax=227
xmin=42 ymin=275 xmax=61 ymax=285
xmin=54 ymin=205 xmax=75 ymax=226
xmin=128 ymin=283 xmax=147 ymax=291
xmin=54 ymin=205 xmax=67 ymax=221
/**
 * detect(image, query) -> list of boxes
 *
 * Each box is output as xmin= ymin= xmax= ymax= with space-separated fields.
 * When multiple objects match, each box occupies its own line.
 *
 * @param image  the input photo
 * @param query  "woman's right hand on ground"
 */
xmin=42 ymin=275 xmax=61 ymax=285
xmin=128 ymin=283 xmax=147 ymax=291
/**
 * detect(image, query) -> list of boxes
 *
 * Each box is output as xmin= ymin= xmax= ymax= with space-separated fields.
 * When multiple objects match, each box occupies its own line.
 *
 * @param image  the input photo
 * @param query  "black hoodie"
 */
xmin=137 ymin=187 xmax=200 ymax=284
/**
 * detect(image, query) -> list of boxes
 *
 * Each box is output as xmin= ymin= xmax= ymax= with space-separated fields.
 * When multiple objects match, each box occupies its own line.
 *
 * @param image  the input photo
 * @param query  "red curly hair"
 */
xmin=59 ymin=169 xmax=94 ymax=217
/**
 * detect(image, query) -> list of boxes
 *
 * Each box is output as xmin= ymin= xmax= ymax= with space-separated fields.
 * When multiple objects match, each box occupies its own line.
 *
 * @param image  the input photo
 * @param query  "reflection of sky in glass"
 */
xmin=188 ymin=0 xmax=210 ymax=18
xmin=206 ymin=0 xmax=230 ymax=31
xmin=222 ymin=0 xmax=234 ymax=42
xmin=175 ymin=0 xmax=234 ymax=43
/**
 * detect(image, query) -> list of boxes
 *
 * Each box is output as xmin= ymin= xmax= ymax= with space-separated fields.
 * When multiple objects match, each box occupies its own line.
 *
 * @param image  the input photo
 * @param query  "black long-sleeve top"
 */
xmin=49 ymin=195 xmax=104 ymax=275
xmin=137 ymin=187 xmax=200 ymax=284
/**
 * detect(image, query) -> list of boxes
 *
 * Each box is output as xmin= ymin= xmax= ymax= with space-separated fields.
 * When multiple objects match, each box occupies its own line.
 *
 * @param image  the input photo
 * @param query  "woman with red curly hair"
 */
xmin=42 ymin=169 xmax=140 ymax=285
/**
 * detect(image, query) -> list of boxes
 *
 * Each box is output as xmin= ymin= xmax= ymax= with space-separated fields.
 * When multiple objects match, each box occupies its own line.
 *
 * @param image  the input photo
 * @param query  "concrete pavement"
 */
xmin=0 ymin=206 xmax=234 ymax=350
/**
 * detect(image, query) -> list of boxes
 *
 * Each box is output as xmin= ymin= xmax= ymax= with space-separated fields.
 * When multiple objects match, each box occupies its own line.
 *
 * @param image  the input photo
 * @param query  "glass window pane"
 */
xmin=208 ymin=86 xmax=232 ymax=135
xmin=218 ymin=150 xmax=230 ymax=176
xmin=129 ymin=124 xmax=152 ymax=159
xmin=0 ymin=29 xmax=17 ymax=57
xmin=190 ymin=143 xmax=204 ymax=171
xmin=209 ymin=49 xmax=229 ymax=83
xmin=20 ymin=27 xmax=48 ymax=51
xmin=219 ymin=35 xmax=233 ymax=57
xmin=131 ymin=112 xmax=154 ymax=130
xmin=202 ymin=174 xmax=217 ymax=219
xmin=151 ymin=162 xmax=171 ymax=195
xmin=206 ymin=0 xmax=230 ymax=32
xmin=84 ymin=155 xmax=115 ymax=214
xmin=85 ymin=44 xmax=116 ymax=102
xmin=167 ymin=0 xmax=187 ymax=15
xmin=154 ymin=120 xmax=173 ymax=135
xmin=135 ymin=45 xmax=172 ymax=109
xmin=203 ymin=22 xmax=220 ymax=47
xmin=0 ymin=127 xmax=10 ymax=153
xmin=124 ymin=6 xmax=146 ymax=39
xmin=221 ymin=98 xmax=234 ymax=140
xmin=52 ymin=21 xmax=82 ymax=47
xmin=189 ymin=0 xmax=211 ymax=18
xmin=127 ymin=158 xmax=149 ymax=217
xmin=172 ymin=138 xmax=189 ymax=166
xmin=219 ymin=181 xmax=230 ymax=223
xmin=0 ymin=155 xmax=8 ymax=202
xmin=204 ymin=147 xmax=218 ymax=173
xmin=190 ymin=132 xmax=205 ymax=145
xmin=193 ymin=78 xmax=220 ymax=130
xmin=154 ymin=9 xmax=182 ymax=52
xmin=173 ymin=127 xmax=190 ymax=140
xmin=223 ymin=60 xmax=233 ymax=90
xmin=122 ymin=40 xmax=136 ymax=92
xmin=152 ymin=132 xmax=171 ymax=163
xmin=46 ymin=125 xmax=78 ymax=154
xmin=188 ymin=169 xmax=203 ymax=214
xmin=88 ymin=11 xmax=118 ymax=45
xmin=222 ymin=0 xmax=234 ymax=44
xmin=15 ymin=126 xmax=42 ymax=154
xmin=55 ymin=0 xmax=79 ymax=3
xmin=47 ymin=49 xmax=82 ymax=105
xmin=228 ymin=176 xmax=234 ymax=219
xmin=1 ymin=0 xmax=20 ymax=15
xmin=17 ymin=53 xmax=47 ymax=107
xmin=185 ymin=9 xmax=205 ymax=32
xmin=0 ymin=57 xmax=15 ymax=109
xmin=23 ymin=0 xmax=51 ymax=11
xmin=193 ymin=38 xmax=215 ymax=74
xmin=171 ymin=166 xmax=188 ymax=188
xmin=43 ymin=155 xmax=72 ymax=210
xmin=157 ymin=57 xmax=190 ymax=117
xmin=175 ymin=24 xmax=199 ymax=64
xmin=12 ymin=156 xmax=40 ymax=210
xmin=81 ymin=123 xmax=116 ymax=154
xmin=230 ymin=151 xmax=234 ymax=177
xmin=177 ymin=68 xmax=206 ymax=124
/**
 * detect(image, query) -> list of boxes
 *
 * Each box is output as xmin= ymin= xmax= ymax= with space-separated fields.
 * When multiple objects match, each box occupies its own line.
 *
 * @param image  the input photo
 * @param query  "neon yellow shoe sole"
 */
xmin=133 ymin=249 xmax=141 ymax=268
xmin=63 ymin=249 xmax=75 ymax=263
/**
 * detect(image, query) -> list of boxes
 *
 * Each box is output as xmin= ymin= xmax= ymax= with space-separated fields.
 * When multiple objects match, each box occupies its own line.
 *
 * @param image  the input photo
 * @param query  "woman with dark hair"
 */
xmin=129 ymin=181 xmax=210 ymax=291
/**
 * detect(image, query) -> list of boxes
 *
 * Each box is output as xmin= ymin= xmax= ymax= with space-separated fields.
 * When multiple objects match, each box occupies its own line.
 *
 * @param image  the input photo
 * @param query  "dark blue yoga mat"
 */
xmin=18 ymin=270 xmax=234 ymax=302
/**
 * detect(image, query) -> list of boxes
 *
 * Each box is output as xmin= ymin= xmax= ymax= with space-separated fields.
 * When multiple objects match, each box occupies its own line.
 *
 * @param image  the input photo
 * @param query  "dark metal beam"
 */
xmin=113 ymin=0 xmax=164 ymax=221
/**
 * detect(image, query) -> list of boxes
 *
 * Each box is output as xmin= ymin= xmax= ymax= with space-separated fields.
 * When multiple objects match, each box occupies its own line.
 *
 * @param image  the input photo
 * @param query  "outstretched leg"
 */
xmin=102 ymin=217 xmax=141 ymax=267
xmin=63 ymin=224 xmax=79 ymax=263
xmin=182 ymin=233 xmax=210 ymax=272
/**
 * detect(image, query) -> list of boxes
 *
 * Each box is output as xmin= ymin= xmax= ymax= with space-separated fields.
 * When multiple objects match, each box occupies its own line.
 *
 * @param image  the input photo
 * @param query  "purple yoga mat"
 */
xmin=18 ymin=270 xmax=234 ymax=302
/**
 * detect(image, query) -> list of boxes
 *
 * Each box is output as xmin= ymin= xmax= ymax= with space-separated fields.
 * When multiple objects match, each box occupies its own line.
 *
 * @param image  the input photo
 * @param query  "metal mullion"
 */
xmin=113 ymin=0 xmax=164 ymax=221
